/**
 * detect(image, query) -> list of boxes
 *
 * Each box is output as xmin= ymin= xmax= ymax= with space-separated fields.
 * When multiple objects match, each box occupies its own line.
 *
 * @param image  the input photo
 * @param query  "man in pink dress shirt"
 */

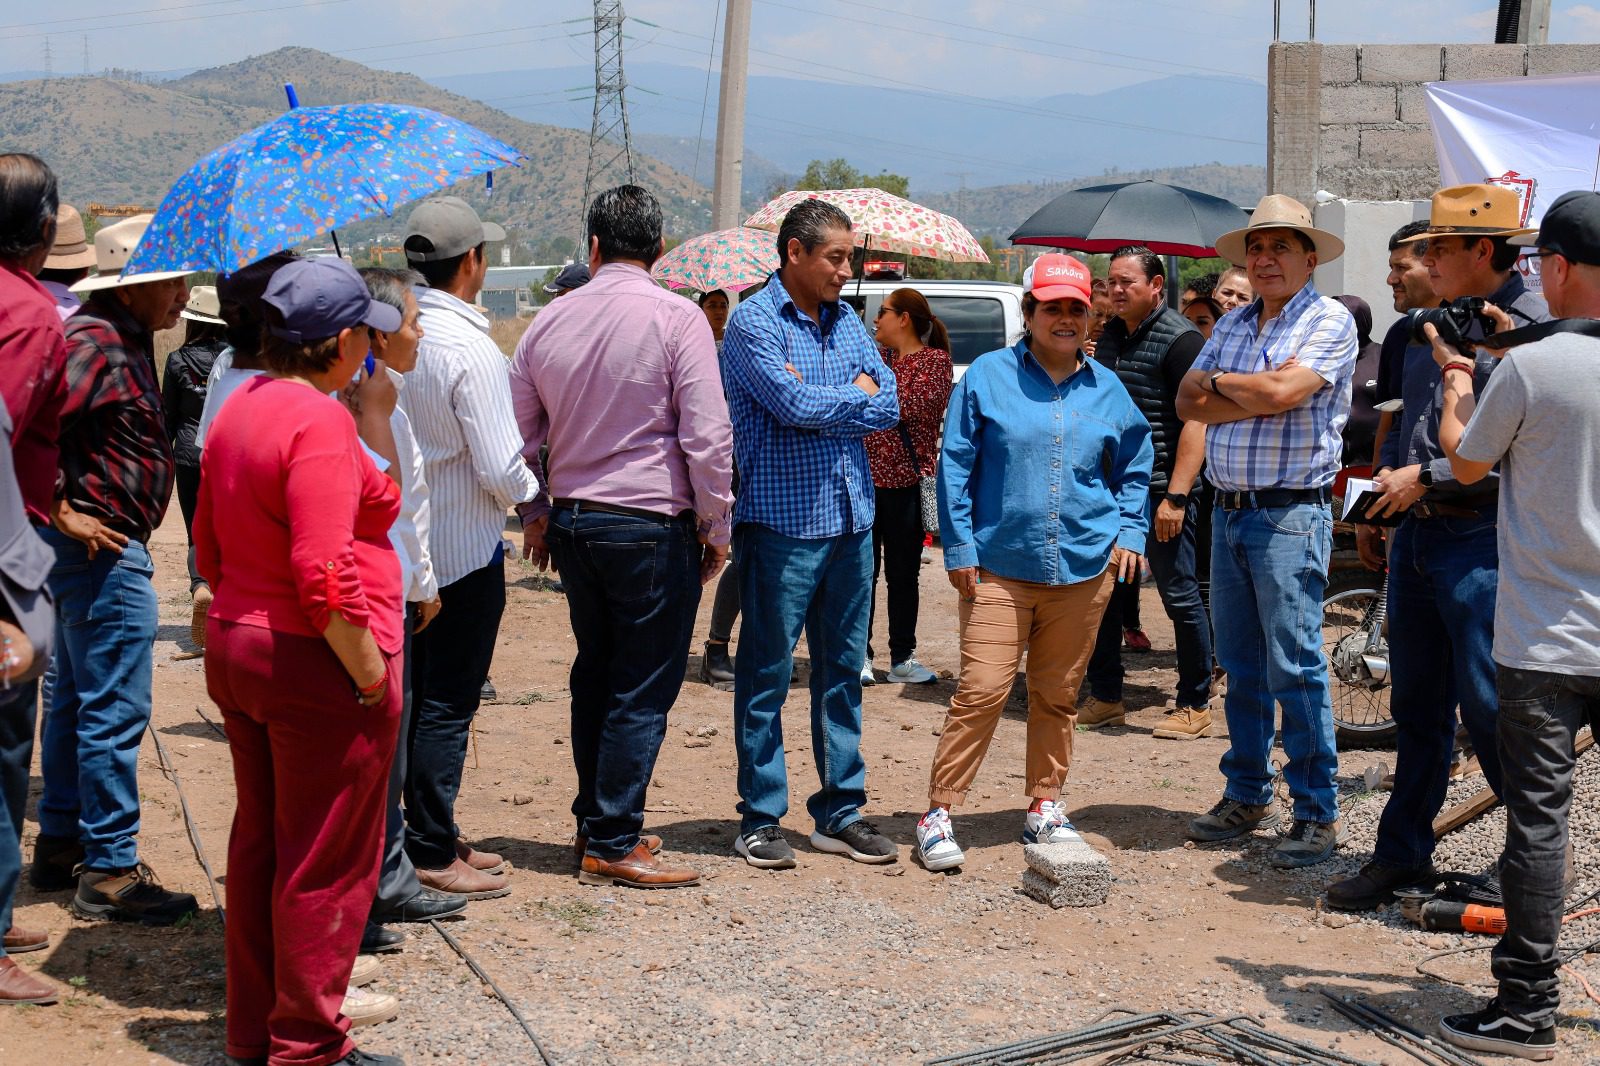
xmin=510 ymin=184 xmax=733 ymax=890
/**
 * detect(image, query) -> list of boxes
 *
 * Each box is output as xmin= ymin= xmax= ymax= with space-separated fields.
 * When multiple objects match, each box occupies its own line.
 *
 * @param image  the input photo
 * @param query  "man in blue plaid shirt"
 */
xmin=1176 ymin=195 xmax=1357 ymax=869
xmin=720 ymin=199 xmax=901 ymax=870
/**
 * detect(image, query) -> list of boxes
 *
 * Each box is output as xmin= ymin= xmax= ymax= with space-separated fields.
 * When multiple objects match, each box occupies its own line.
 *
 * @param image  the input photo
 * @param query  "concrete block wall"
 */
xmin=1267 ymin=42 xmax=1598 ymax=211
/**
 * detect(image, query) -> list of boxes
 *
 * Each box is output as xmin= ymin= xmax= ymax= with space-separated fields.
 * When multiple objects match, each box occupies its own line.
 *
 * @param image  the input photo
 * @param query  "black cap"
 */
xmin=1510 ymin=190 xmax=1600 ymax=266
xmin=543 ymin=262 xmax=590 ymax=294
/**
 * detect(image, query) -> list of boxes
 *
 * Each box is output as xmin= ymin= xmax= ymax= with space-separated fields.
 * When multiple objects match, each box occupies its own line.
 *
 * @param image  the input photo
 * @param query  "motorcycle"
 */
xmin=1324 ymin=465 xmax=1395 ymax=747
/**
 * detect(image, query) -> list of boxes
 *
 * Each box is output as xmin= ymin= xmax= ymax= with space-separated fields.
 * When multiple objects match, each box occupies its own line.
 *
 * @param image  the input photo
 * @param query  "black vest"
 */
xmin=1095 ymin=306 xmax=1198 ymax=492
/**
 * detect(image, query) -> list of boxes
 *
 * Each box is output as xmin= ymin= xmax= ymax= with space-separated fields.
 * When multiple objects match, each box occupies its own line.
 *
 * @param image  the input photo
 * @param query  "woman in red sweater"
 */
xmin=196 ymin=258 xmax=406 ymax=1066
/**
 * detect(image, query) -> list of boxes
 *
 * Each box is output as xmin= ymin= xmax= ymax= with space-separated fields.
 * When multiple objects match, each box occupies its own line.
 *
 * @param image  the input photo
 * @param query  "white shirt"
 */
xmin=386 ymin=369 xmax=438 ymax=604
xmin=405 ymin=286 xmax=539 ymax=586
xmin=195 ymin=348 xmax=263 ymax=451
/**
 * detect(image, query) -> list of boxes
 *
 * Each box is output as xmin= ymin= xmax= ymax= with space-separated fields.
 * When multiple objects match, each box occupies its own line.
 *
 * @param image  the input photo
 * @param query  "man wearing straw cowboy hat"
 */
xmin=29 ymin=214 xmax=200 ymax=925
xmin=35 ymin=204 xmax=97 ymax=321
xmin=1176 ymin=194 xmax=1358 ymax=869
xmin=1327 ymin=184 xmax=1549 ymax=914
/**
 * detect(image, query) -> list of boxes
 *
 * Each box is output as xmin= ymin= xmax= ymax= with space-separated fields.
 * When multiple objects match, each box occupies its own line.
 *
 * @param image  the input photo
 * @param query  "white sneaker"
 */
xmin=916 ymin=808 xmax=965 ymax=871
xmin=860 ymin=660 xmax=876 ymax=685
xmin=1023 ymin=799 xmax=1084 ymax=845
xmin=341 ymin=983 xmax=399 ymax=1026
xmin=886 ymin=658 xmax=936 ymax=684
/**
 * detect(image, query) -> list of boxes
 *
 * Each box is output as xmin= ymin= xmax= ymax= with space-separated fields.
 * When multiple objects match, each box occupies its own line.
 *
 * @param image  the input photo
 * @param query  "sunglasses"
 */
xmin=875 ymin=305 xmax=901 ymax=317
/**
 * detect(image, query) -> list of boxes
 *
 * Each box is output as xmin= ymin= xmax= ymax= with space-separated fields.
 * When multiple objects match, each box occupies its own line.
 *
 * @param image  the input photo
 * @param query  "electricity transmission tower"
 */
xmin=580 ymin=0 xmax=637 ymax=246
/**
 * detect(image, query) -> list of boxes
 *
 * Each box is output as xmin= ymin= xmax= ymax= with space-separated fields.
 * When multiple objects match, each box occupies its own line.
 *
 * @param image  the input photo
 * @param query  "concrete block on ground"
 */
xmin=1319 ymin=44 xmax=1358 ymax=85
xmin=1360 ymin=44 xmax=1443 ymax=84
xmin=1361 ymin=126 xmax=1439 ymax=168
xmin=1022 ymin=839 xmax=1111 ymax=908
xmin=1527 ymin=44 xmax=1600 ymax=76
xmin=1444 ymin=44 xmax=1526 ymax=80
xmin=1320 ymin=83 xmax=1397 ymax=125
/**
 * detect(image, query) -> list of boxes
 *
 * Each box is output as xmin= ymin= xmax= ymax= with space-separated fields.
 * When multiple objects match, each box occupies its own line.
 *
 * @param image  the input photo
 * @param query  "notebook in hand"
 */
xmin=1340 ymin=478 xmax=1403 ymax=527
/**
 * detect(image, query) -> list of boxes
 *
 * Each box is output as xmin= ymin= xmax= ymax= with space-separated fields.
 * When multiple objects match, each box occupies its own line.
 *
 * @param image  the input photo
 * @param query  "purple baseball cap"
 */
xmin=263 ymin=258 xmax=401 ymax=342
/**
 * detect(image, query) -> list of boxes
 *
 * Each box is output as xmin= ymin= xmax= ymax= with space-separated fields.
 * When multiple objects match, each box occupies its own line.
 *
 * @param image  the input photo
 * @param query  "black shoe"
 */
xmin=339 ymin=1050 xmax=406 ymax=1066
xmin=71 ymin=863 xmax=199 ymax=925
xmin=1440 ymin=998 xmax=1557 ymax=1060
xmin=372 ymin=886 xmax=469 ymax=924
xmin=28 ymin=834 xmax=83 ymax=892
xmin=733 ymin=825 xmax=796 ymax=869
xmin=809 ymin=819 xmax=898 ymax=864
xmin=361 ymin=921 xmax=406 ymax=954
xmin=1326 ymin=861 xmax=1437 ymax=911
xmin=480 ymin=678 xmax=497 ymax=703
xmin=699 ymin=641 xmax=735 ymax=685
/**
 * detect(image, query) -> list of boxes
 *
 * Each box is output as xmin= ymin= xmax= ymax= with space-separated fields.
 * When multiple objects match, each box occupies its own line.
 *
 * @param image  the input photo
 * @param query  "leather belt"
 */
xmin=1409 ymin=497 xmax=1495 ymax=520
xmin=551 ymin=498 xmax=693 ymax=524
xmin=1215 ymin=487 xmax=1332 ymax=510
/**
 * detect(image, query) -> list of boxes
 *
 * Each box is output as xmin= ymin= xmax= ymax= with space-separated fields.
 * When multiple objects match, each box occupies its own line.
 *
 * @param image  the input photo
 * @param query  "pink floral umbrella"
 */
xmin=651 ymin=226 xmax=779 ymax=293
xmin=743 ymin=187 xmax=989 ymax=264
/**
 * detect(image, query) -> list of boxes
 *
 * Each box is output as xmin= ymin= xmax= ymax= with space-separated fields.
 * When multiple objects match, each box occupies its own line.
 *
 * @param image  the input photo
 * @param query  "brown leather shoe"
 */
xmin=571 ymin=833 xmax=662 ymax=864
xmin=2 ymin=927 xmax=48 ymax=954
xmin=455 ymin=838 xmax=507 ymax=875
xmin=578 ymin=843 xmax=699 ymax=889
xmin=414 ymin=858 xmax=510 ymax=900
xmin=0 ymin=957 xmax=59 ymax=1005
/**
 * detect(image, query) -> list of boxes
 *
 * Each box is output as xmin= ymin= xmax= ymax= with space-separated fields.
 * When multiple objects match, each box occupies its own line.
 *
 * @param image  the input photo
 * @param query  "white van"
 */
xmin=840 ymin=279 xmax=1025 ymax=381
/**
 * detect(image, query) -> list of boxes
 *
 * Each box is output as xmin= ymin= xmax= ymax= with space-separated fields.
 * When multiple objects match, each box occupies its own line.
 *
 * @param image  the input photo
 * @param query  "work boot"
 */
xmin=578 ymin=842 xmax=701 ymax=889
xmin=1269 ymin=818 xmax=1344 ymax=868
xmin=72 ymin=863 xmax=199 ymax=925
xmin=454 ymin=838 xmax=506 ymax=875
xmin=1187 ymin=797 xmax=1282 ymax=842
xmin=1325 ymin=860 xmax=1437 ymax=911
xmin=699 ymin=641 xmax=735 ymax=685
xmin=414 ymin=858 xmax=510 ymax=900
xmin=1 ymin=926 xmax=49 ymax=954
xmin=0 ymin=957 xmax=59 ymax=1005
xmin=1153 ymin=705 xmax=1213 ymax=740
xmin=28 ymin=834 xmax=83 ymax=892
xmin=1076 ymin=697 xmax=1125 ymax=729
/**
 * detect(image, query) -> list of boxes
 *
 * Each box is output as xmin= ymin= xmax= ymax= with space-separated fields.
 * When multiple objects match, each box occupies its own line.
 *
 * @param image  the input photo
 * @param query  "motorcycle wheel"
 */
xmin=1323 ymin=567 xmax=1398 ymax=747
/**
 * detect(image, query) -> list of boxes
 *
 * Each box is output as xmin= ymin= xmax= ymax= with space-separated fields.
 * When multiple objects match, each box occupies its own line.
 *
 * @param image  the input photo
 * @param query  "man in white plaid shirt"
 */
xmin=1175 ymin=195 xmax=1357 ymax=869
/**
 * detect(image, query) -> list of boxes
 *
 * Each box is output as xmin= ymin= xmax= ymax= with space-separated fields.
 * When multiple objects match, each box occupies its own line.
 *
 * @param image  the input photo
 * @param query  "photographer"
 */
xmin=1325 ymin=185 xmax=1548 ymax=914
xmin=1429 ymin=189 xmax=1600 ymax=1063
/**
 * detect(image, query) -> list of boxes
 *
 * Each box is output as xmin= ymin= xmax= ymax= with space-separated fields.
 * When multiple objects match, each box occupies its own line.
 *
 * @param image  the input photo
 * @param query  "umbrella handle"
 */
xmin=856 ymin=233 xmax=869 ymax=299
xmin=283 ymin=83 xmax=347 ymax=261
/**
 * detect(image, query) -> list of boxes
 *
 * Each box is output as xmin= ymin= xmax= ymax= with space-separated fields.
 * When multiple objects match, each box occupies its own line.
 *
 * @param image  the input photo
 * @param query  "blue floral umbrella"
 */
xmin=124 ymin=102 xmax=524 ymax=276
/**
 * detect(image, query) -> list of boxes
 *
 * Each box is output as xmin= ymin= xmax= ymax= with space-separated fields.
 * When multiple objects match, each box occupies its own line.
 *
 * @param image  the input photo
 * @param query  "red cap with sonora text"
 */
xmin=1027 ymin=253 xmax=1093 ymax=305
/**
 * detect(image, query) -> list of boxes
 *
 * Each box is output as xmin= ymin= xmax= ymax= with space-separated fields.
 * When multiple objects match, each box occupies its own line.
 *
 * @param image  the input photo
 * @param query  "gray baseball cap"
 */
xmin=403 ymin=196 xmax=507 ymax=262
xmin=263 ymin=258 xmax=402 ymax=342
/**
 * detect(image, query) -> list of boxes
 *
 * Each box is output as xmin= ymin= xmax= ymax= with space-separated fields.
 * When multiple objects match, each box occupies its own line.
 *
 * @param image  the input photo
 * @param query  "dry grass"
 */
xmin=488 ymin=316 xmax=530 ymax=357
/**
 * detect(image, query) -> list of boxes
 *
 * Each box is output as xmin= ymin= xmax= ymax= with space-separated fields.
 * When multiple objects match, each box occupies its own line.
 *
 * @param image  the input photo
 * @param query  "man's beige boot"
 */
xmin=1153 ymin=704 xmax=1213 ymax=740
xmin=1076 ymin=697 xmax=1125 ymax=729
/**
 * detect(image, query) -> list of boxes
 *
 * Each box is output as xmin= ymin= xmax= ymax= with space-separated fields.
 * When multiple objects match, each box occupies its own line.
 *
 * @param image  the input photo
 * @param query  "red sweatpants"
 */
xmin=206 ymin=618 xmax=401 ymax=1066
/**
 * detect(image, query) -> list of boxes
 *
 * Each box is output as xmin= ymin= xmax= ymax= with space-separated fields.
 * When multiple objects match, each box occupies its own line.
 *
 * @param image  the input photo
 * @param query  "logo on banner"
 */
xmin=1486 ymin=170 xmax=1542 ymax=291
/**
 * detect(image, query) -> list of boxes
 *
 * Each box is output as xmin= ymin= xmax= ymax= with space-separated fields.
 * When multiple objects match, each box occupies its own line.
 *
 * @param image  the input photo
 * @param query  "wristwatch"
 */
xmin=1207 ymin=370 xmax=1228 ymax=395
xmin=1418 ymin=466 xmax=1435 ymax=489
xmin=1163 ymin=492 xmax=1190 ymax=508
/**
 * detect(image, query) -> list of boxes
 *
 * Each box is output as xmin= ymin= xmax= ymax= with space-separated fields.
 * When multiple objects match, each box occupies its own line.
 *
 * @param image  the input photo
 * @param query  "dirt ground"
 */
xmin=4 ymin=514 xmax=1599 ymax=1065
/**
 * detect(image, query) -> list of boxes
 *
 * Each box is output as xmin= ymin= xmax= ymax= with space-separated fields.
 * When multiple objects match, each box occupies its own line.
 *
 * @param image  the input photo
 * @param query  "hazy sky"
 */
xmin=3 ymin=0 xmax=1597 ymax=98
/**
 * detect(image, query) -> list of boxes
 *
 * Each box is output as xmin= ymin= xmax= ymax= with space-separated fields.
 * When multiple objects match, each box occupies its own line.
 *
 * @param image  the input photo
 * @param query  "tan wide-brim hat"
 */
xmin=1396 ymin=184 xmax=1537 ymax=244
xmin=179 ymin=285 xmax=225 ymax=325
xmin=44 ymin=204 xmax=98 ymax=271
xmin=1214 ymin=194 xmax=1345 ymax=267
xmin=69 ymin=214 xmax=192 ymax=293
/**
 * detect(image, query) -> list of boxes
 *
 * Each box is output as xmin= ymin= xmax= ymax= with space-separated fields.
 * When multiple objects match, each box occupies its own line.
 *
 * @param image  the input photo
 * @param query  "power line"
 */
xmin=689 ymin=0 xmax=722 ymax=185
xmin=0 ymin=0 xmax=247 ymax=32
xmin=3 ymin=0 xmax=351 ymax=42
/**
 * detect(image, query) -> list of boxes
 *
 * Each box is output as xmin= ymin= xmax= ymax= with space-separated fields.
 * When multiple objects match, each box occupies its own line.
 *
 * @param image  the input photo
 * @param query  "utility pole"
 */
xmin=42 ymin=38 xmax=52 ymax=79
xmin=82 ymin=35 xmax=89 ymax=76
xmin=711 ymin=0 xmax=751 ymax=231
xmin=1496 ymin=0 xmax=1551 ymax=43
xmin=580 ymin=0 xmax=637 ymax=248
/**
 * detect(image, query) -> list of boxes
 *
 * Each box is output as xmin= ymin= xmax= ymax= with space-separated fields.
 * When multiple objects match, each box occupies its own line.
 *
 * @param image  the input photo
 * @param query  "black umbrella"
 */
xmin=1008 ymin=180 xmax=1249 ymax=258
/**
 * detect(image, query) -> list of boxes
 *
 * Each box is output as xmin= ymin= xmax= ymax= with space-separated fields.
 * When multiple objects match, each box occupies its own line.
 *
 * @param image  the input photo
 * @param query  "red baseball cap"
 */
xmin=1026 ymin=253 xmax=1094 ymax=305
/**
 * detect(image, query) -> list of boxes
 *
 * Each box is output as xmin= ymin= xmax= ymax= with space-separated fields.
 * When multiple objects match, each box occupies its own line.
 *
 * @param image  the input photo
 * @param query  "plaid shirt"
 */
xmin=59 ymin=295 xmax=175 ymax=538
xmin=721 ymin=272 xmax=899 ymax=538
xmin=1192 ymin=282 xmax=1356 ymax=491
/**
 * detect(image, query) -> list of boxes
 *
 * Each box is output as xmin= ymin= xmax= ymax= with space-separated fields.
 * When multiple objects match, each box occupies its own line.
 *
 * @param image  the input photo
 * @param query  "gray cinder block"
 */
xmin=1021 ymin=840 xmax=1112 ymax=908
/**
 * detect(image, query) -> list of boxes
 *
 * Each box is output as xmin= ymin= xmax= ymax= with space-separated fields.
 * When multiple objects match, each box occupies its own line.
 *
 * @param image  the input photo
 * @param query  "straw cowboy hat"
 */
xmin=69 ymin=214 xmax=192 ymax=293
xmin=179 ymin=285 xmax=225 ymax=325
xmin=44 ymin=205 xmax=97 ymax=271
xmin=1397 ymin=184 xmax=1537 ymax=243
xmin=1214 ymin=194 xmax=1345 ymax=267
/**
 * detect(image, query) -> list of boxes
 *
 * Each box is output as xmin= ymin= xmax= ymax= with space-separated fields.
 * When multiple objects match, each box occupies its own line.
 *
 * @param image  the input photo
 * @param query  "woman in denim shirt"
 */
xmin=916 ymin=254 xmax=1153 ymax=872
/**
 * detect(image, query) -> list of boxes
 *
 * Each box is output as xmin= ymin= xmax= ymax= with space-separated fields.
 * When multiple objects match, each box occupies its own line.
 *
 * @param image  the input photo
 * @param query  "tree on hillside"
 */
xmin=770 ymin=158 xmax=911 ymax=200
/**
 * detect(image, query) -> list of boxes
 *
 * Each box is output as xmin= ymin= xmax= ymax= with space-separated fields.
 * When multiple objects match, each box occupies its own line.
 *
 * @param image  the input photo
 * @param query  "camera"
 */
xmin=1408 ymin=296 xmax=1493 ymax=349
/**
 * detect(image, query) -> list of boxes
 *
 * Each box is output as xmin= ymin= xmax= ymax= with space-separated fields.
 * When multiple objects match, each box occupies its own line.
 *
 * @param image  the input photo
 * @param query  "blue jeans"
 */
xmin=1492 ymin=666 xmax=1600 ymax=1024
xmin=1086 ymin=493 xmax=1213 ymax=708
xmin=1210 ymin=502 xmax=1339 ymax=824
xmin=1374 ymin=512 xmax=1501 ymax=869
xmin=732 ymin=524 xmax=871 ymax=836
xmin=0 ymin=680 xmax=38 ymax=957
xmin=37 ymin=530 xmax=159 ymax=870
xmin=548 ymin=508 xmax=702 ymax=858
